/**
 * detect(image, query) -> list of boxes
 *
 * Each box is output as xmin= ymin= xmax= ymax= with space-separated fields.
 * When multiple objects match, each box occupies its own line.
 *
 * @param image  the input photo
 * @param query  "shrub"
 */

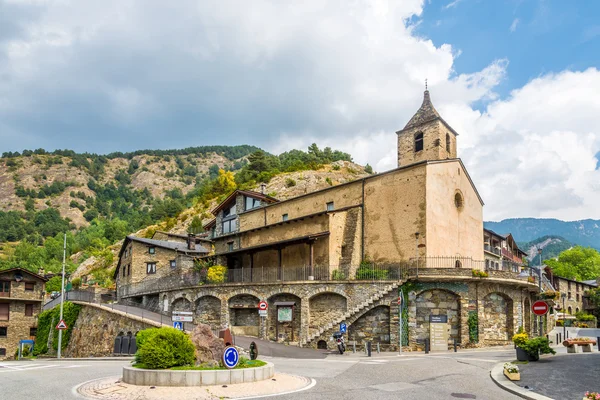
xmin=207 ymin=265 xmax=227 ymax=284
xmin=468 ymin=311 xmax=478 ymax=343
xmin=355 ymin=261 xmax=388 ymax=280
xmin=472 ymin=269 xmax=488 ymax=278
xmin=519 ymin=337 xmax=555 ymax=359
xmin=332 ymin=164 xmax=340 ymax=171
xmin=331 ymin=269 xmax=347 ymax=280
xmin=285 ymin=178 xmax=296 ymax=188
xmin=71 ymin=277 xmax=82 ymax=289
xmin=325 ymin=177 xmax=333 ymax=186
xmin=512 ymin=332 xmax=529 ymax=348
xmin=576 ymin=312 xmax=595 ymax=321
xmin=555 ymin=319 xmax=564 ymax=326
xmin=135 ymin=327 xmax=196 ymax=369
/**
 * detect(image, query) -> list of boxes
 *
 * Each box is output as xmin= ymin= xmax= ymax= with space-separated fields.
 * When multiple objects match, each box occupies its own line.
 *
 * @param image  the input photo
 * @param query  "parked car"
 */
xmin=50 ymin=291 xmax=60 ymax=299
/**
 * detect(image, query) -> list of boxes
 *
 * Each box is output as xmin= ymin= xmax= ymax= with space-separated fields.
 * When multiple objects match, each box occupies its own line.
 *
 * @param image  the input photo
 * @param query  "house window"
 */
xmin=170 ymin=260 xmax=177 ymax=269
xmin=122 ymin=265 xmax=127 ymax=277
xmin=0 ymin=348 xmax=5 ymax=356
xmin=495 ymin=262 xmax=499 ymax=270
xmin=0 ymin=304 xmax=8 ymax=321
xmin=127 ymin=264 xmax=131 ymax=276
xmin=228 ymin=242 xmax=234 ymax=252
xmin=30 ymin=327 xmax=37 ymax=337
xmin=454 ymin=192 xmax=464 ymax=210
xmin=568 ymin=281 xmax=571 ymax=290
xmin=222 ymin=218 xmax=237 ymax=234
xmin=223 ymin=203 xmax=237 ymax=218
xmin=25 ymin=282 xmax=35 ymax=291
xmin=576 ymin=293 xmax=580 ymax=301
xmin=0 ymin=327 xmax=6 ymax=337
xmin=326 ymin=202 xmax=334 ymax=211
xmin=446 ymin=133 xmax=451 ymax=153
xmin=146 ymin=263 xmax=157 ymax=274
xmin=414 ymin=132 xmax=424 ymax=152
xmin=0 ymin=281 xmax=9 ymax=297
xmin=149 ymin=247 xmax=156 ymax=254
xmin=282 ymin=214 xmax=288 ymax=221
xmin=245 ymin=196 xmax=261 ymax=211
xmin=568 ymin=291 xmax=572 ymax=299
xmin=25 ymin=304 xmax=33 ymax=317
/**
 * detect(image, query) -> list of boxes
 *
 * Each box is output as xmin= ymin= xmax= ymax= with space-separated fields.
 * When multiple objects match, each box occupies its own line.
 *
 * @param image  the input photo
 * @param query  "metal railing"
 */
xmin=484 ymin=244 xmax=501 ymax=256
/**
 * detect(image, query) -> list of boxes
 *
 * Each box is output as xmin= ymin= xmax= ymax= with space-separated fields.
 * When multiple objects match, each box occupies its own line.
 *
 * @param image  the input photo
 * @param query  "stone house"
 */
xmin=545 ymin=269 xmax=597 ymax=315
xmin=0 ymin=268 xmax=47 ymax=359
xmin=114 ymin=235 xmax=210 ymax=300
xmin=117 ymin=90 xmax=543 ymax=350
xmin=483 ymin=229 xmax=527 ymax=273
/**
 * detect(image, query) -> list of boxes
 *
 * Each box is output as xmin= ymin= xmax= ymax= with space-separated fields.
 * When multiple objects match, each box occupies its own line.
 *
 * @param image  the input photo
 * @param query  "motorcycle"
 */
xmin=333 ymin=331 xmax=346 ymax=354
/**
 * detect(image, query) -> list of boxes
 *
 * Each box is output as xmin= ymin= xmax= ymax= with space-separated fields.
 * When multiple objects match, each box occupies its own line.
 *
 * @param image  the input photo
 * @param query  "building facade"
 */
xmin=0 ymin=268 xmax=47 ymax=359
xmin=117 ymin=90 xmax=547 ymax=350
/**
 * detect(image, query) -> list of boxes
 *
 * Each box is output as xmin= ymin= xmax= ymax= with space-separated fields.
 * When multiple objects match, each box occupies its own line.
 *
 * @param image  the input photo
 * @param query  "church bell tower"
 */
xmin=396 ymin=89 xmax=458 ymax=167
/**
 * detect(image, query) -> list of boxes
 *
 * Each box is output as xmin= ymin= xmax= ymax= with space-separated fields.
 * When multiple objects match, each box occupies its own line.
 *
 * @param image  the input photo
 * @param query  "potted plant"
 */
xmin=583 ymin=392 xmax=600 ymax=400
xmin=512 ymin=332 xmax=529 ymax=361
xmin=519 ymin=337 xmax=556 ymax=361
xmin=503 ymin=362 xmax=520 ymax=381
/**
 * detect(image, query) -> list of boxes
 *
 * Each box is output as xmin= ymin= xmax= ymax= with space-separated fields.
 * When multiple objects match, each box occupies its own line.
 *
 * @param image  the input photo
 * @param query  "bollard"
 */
xmin=566 ymin=331 xmax=569 ymax=339
xmin=425 ymin=339 xmax=430 ymax=354
xmin=377 ymin=343 xmax=380 ymax=354
xmin=353 ymin=342 xmax=356 ymax=353
xmin=556 ymin=334 xmax=559 ymax=345
xmin=597 ymin=337 xmax=600 ymax=352
xmin=367 ymin=341 xmax=372 ymax=357
xmin=453 ymin=338 xmax=457 ymax=352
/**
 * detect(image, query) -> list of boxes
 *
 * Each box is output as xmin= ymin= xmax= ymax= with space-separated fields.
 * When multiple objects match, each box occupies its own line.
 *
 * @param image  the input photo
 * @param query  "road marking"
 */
xmin=428 ymin=356 xmax=500 ymax=363
xmin=231 ymin=377 xmax=317 ymax=399
xmin=0 ymin=364 xmax=87 ymax=373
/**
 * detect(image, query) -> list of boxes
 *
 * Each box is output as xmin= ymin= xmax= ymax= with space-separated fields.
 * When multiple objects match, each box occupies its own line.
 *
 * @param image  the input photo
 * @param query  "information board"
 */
xmin=277 ymin=307 xmax=293 ymax=322
xmin=429 ymin=315 xmax=449 ymax=351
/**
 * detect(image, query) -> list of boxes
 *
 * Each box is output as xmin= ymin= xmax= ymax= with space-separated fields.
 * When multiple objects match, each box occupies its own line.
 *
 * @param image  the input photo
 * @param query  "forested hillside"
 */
xmin=0 ymin=144 xmax=369 ymax=286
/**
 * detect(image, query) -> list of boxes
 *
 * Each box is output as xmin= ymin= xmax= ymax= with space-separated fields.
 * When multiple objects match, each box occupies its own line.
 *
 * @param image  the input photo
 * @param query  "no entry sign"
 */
xmin=532 ymin=300 xmax=549 ymax=316
xmin=258 ymin=300 xmax=268 ymax=311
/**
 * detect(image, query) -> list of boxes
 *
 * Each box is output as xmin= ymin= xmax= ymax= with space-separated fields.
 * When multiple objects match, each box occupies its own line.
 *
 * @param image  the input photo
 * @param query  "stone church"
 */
xmin=116 ymin=90 xmax=542 ymax=350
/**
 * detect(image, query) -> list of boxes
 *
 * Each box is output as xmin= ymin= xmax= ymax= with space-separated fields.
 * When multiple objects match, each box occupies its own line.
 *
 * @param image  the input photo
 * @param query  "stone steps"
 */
xmin=302 ymin=282 xmax=400 ymax=346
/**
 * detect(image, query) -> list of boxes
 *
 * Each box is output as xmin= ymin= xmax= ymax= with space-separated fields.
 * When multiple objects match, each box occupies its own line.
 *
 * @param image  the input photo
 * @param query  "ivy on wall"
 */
xmin=468 ymin=311 xmax=479 ymax=343
xmin=33 ymin=302 xmax=81 ymax=356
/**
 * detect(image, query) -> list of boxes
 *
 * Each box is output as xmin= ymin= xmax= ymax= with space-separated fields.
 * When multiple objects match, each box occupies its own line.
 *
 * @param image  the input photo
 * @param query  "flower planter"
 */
xmin=503 ymin=369 xmax=520 ymax=381
xmin=516 ymin=346 xmax=538 ymax=361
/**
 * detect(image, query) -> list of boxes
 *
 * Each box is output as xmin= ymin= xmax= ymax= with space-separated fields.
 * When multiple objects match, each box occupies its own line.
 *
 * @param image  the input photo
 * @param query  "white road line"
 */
xmin=0 ymin=364 xmax=57 ymax=373
xmin=428 ymin=356 xmax=500 ymax=363
xmin=232 ymin=377 xmax=317 ymax=399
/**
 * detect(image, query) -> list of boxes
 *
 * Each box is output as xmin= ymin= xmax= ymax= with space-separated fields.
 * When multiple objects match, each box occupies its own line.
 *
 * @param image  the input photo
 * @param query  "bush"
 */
xmin=519 ymin=337 xmax=555 ymax=359
xmin=206 ymin=265 xmax=227 ymax=284
xmin=285 ymin=178 xmax=296 ymax=188
xmin=355 ymin=261 xmax=388 ymax=280
xmin=512 ymin=332 xmax=529 ymax=348
xmin=472 ymin=269 xmax=488 ymax=278
xmin=135 ymin=327 xmax=196 ymax=369
xmin=555 ymin=319 xmax=564 ymax=326
xmin=576 ymin=312 xmax=595 ymax=321
xmin=331 ymin=269 xmax=347 ymax=280
xmin=71 ymin=277 xmax=81 ymax=289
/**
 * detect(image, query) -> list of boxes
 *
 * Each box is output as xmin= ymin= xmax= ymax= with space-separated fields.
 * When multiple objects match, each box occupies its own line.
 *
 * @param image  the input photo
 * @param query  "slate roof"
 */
xmin=125 ymin=236 xmax=209 ymax=254
xmin=398 ymin=90 xmax=459 ymax=136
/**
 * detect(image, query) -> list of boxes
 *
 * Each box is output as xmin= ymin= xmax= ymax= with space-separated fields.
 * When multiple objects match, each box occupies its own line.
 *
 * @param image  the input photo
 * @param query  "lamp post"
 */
xmin=561 ymin=293 xmax=566 ymax=341
xmin=538 ymin=247 xmax=543 ymax=336
xmin=415 ymin=232 xmax=420 ymax=278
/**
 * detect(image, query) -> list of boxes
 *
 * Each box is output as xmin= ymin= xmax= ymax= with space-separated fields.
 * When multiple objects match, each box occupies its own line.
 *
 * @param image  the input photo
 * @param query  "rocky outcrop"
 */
xmin=189 ymin=324 xmax=225 ymax=366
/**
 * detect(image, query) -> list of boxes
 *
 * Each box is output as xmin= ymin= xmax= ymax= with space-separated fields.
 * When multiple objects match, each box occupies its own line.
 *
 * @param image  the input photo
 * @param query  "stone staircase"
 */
xmin=302 ymin=282 xmax=400 ymax=346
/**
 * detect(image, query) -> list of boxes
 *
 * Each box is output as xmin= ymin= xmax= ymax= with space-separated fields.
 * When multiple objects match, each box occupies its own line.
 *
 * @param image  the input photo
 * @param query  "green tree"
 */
xmin=45 ymin=276 xmax=63 ymax=293
xmin=188 ymin=216 xmax=204 ymax=234
xmin=545 ymin=246 xmax=600 ymax=281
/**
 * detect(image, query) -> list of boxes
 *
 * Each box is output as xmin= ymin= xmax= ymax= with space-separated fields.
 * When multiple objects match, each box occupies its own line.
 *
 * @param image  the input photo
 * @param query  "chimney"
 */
xmin=187 ymin=233 xmax=196 ymax=250
xmin=260 ymin=183 xmax=267 ymax=194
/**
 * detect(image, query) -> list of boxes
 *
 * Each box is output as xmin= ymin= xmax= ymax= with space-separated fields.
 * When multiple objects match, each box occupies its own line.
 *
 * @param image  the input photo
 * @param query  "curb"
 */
xmin=39 ymin=357 xmax=135 ymax=362
xmin=490 ymin=362 xmax=554 ymax=400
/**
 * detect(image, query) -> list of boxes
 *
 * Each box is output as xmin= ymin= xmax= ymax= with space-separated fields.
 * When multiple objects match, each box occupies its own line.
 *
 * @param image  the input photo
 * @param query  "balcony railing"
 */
xmin=484 ymin=244 xmax=501 ymax=256
xmin=501 ymin=248 xmax=523 ymax=264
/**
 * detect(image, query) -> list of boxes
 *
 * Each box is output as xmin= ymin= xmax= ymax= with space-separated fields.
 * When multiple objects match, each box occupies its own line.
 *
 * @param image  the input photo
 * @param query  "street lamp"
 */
xmin=561 ymin=293 xmax=566 ymax=341
xmin=415 ymin=232 xmax=420 ymax=278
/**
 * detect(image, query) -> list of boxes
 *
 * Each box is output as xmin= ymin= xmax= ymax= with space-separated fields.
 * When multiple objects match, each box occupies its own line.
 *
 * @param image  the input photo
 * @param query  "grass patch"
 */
xmin=512 ymin=360 xmax=529 ymax=364
xmin=133 ymin=359 xmax=266 ymax=371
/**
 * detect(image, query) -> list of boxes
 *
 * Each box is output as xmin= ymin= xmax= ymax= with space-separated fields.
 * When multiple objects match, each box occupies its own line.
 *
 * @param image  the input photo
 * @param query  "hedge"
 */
xmin=135 ymin=327 xmax=196 ymax=369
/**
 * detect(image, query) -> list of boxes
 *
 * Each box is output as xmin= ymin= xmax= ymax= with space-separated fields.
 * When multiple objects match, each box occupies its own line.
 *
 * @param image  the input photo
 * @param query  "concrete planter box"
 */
xmin=122 ymin=362 xmax=274 ymax=386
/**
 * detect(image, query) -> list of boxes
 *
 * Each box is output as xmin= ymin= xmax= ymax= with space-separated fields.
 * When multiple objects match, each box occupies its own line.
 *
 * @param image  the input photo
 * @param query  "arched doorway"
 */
xmin=481 ymin=293 xmax=514 ymax=343
xmin=229 ymin=294 xmax=260 ymax=337
xmin=171 ymin=297 xmax=192 ymax=312
xmin=317 ymin=340 xmax=328 ymax=349
xmin=195 ymin=296 xmax=221 ymax=331
xmin=309 ymin=292 xmax=347 ymax=337
xmin=415 ymin=289 xmax=461 ymax=346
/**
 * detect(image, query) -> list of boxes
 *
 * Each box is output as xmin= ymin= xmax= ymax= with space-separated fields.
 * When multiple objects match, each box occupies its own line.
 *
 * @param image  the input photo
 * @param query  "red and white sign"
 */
xmin=56 ymin=319 xmax=68 ymax=330
xmin=397 ymin=297 xmax=402 ymax=305
xmin=532 ymin=300 xmax=549 ymax=316
xmin=258 ymin=300 xmax=268 ymax=311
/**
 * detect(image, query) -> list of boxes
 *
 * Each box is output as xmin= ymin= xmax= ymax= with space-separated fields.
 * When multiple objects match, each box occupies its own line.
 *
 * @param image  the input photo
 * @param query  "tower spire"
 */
xmin=425 ymin=78 xmax=428 ymax=91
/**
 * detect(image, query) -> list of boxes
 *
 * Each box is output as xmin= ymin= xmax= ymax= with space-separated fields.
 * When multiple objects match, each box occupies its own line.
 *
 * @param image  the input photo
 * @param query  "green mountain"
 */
xmin=484 ymin=218 xmax=600 ymax=251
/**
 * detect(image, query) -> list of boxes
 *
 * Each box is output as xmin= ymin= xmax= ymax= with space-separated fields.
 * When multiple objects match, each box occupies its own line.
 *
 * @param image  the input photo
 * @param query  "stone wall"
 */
xmin=65 ymin=305 xmax=155 ymax=358
xmin=348 ymin=305 xmax=391 ymax=344
xmin=309 ymin=293 xmax=347 ymax=337
xmin=195 ymin=296 xmax=221 ymax=330
xmin=268 ymin=293 xmax=301 ymax=343
xmin=481 ymin=293 xmax=513 ymax=343
xmin=413 ymin=289 xmax=460 ymax=345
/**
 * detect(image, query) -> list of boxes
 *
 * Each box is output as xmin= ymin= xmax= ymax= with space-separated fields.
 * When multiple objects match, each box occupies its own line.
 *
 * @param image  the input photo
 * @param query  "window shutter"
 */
xmin=0 ymin=303 xmax=9 ymax=321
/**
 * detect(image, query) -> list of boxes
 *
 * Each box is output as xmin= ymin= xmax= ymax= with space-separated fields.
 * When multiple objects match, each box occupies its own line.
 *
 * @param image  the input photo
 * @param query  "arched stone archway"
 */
xmin=229 ymin=294 xmax=260 ymax=337
xmin=348 ymin=305 xmax=391 ymax=344
xmin=415 ymin=289 xmax=461 ymax=346
xmin=309 ymin=292 xmax=347 ymax=337
xmin=481 ymin=292 xmax=514 ymax=344
xmin=268 ymin=293 xmax=301 ymax=343
xmin=171 ymin=297 xmax=192 ymax=312
xmin=195 ymin=295 xmax=221 ymax=331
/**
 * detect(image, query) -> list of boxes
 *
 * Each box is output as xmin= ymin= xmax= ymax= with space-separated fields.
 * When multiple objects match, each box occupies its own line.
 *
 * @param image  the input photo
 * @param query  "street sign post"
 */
xmin=532 ymin=300 xmax=549 ymax=316
xmin=172 ymin=311 xmax=193 ymax=322
xmin=56 ymin=319 xmax=68 ymax=330
xmin=173 ymin=321 xmax=183 ymax=331
xmin=340 ymin=323 xmax=347 ymax=334
xmin=223 ymin=346 xmax=240 ymax=369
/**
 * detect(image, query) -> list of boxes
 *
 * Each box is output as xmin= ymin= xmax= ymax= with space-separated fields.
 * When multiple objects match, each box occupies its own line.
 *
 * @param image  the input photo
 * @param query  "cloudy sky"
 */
xmin=1 ymin=0 xmax=599 ymax=222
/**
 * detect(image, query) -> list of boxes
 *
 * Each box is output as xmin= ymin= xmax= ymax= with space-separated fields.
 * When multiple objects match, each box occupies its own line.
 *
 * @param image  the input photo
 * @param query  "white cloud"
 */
xmin=1 ymin=1 xmax=599 ymax=222
xmin=510 ymin=18 xmax=520 ymax=33
xmin=443 ymin=0 xmax=463 ymax=10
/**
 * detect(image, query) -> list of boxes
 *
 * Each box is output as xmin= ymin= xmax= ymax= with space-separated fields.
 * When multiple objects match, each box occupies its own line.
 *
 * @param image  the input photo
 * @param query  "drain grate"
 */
xmin=451 ymin=394 xmax=476 ymax=399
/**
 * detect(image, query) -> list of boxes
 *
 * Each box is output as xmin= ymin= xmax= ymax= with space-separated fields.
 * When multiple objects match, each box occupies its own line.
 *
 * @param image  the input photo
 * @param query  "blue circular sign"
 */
xmin=223 ymin=346 xmax=239 ymax=369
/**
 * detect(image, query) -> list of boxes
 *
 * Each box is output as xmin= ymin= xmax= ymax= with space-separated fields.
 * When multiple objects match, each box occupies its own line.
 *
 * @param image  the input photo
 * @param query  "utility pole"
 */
xmin=538 ymin=247 xmax=543 ymax=337
xmin=57 ymin=233 xmax=67 ymax=359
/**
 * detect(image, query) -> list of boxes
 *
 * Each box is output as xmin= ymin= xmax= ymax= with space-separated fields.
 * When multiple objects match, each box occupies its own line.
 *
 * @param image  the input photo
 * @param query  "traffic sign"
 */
xmin=173 ymin=321 xmax=183 ymax=331
xmin=340 ymin=323 xmax=347 ymax=333
xmin=56 ymin=319 xmax=68 ymax=330
xmin=532 ymin=300 xmax=549 ymax=316
xmin=258 ymin=300 xmax=268 ymax=311
xmin=258 ymin=310 xmax=268 ymax=317
xmin=223 ymin=346 xmax=239 ymax=369
xmin=172 ymin=315 xmax=193 ymax=322
xmin=172 ymin=311 xmax=193 ymax=315
xmin=397 ymin=296 xmax=402 ymax=305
